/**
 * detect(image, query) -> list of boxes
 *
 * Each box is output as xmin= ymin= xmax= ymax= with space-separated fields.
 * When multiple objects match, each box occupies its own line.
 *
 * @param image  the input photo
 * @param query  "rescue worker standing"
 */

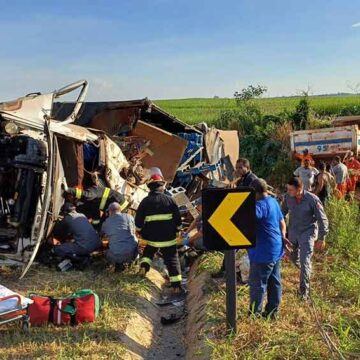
xmin=282 ymin=177 xmax=329 ymax=300
xmin=64 ymin=185 xmax=127 ymax=226
xmin=135 ymin=168 xmax=183 ymax=294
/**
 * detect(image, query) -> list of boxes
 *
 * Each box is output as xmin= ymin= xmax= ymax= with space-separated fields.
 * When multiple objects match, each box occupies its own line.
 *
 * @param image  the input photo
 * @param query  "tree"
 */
xmin=234 ymin=85 xmax=268 ymax=104
xmin=292 ymin=91 xmax=310 ymax=130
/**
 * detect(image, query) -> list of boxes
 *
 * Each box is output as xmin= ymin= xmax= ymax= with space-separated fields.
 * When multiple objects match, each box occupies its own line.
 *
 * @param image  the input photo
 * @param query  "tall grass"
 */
xmin=199 ymin=198 xmax=360 ymax=359
xmin=156 ymin=95 xmax=360 ymax=125
xmin=325 ymin=198 xmax=360 ymax=261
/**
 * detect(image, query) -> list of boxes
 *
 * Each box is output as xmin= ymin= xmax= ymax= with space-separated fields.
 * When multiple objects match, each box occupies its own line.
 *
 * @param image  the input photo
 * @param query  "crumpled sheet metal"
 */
xmin=103 ymin=135 xmax=129 ymax=192
xmin=132 ymin=121 xmax=188 ymax=183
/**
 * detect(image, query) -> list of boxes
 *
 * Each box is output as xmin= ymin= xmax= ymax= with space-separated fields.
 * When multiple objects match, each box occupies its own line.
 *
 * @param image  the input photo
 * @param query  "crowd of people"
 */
xmin=293 ymin=149 xmax=360 ymax=202
xmin=222 ymin=150 xmax=359 ymax=319
xmin=49 ymin=149 xmax=360 ymax=310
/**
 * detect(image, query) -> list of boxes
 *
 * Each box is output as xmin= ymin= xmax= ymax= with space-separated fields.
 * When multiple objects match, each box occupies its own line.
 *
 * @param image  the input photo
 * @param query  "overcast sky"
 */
xmin=1 ymin=0 xmax=360 ymax=101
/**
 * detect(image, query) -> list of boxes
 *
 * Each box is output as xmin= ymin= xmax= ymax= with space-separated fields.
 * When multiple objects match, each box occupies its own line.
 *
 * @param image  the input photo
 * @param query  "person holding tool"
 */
xmin=135 ymin=167 xmax=184 ymax=296
xmin=282 ymin=177 xmax=329 ymax=300
xmin=64 ymin=184 xmax=128 ymax=226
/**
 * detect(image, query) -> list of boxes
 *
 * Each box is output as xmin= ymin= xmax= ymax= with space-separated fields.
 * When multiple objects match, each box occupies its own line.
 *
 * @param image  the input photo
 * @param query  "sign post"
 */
xmin=202 ymin=188 xmax=256 ymax=334
xmin=224 ymin=249 xmax=237 ymax=333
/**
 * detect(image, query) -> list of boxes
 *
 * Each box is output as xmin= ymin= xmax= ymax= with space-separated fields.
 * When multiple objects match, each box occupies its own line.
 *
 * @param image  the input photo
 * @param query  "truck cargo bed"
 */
xmin=290 ymin=125 xmax=359 ymax=158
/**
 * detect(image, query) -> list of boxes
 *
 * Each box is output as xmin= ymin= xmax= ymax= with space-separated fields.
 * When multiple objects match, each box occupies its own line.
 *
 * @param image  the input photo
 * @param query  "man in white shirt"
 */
xmin=293 ymin=159 xmax=319 ymax=191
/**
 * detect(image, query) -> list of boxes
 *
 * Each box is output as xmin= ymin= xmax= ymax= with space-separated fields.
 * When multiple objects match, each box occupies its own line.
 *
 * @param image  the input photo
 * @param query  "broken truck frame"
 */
xmin=0 ymin=80 xmax=239 ymax=278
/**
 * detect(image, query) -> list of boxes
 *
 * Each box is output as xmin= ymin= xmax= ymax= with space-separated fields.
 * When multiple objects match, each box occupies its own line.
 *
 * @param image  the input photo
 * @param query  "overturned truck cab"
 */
xmin=0 ymin=80 xmax=239 ymax=278
xmin=0 ymin=81 xmax=104 ymax=277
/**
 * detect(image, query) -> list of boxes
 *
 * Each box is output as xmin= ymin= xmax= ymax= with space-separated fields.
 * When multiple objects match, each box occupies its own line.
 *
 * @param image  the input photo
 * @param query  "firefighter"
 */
xmin=135 ymin=168 xmax=183 ymax=295
xmin=64 ymin=185 xmax=128 ymax=226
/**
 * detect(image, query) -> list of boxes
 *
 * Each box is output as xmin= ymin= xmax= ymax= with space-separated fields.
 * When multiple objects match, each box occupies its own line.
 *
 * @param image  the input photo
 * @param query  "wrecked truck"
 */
xmin=0 ymin=80 xmax=239 ymax=278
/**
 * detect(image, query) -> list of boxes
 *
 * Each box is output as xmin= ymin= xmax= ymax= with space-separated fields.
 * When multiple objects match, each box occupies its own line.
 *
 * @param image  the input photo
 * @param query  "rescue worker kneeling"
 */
xmin=135 ymin=168 xmax=183 ymax=295
xmin=53 ymin=203 xmax=101 ymax=261
xmin=101 ymin=202 xmax=138 ymax=271
xmin=64 ymin=185 xmax=128 ymax=227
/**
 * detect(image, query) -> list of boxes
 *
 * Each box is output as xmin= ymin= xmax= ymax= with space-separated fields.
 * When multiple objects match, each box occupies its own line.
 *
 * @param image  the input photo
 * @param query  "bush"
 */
xmin=214 ymin=86 xmax=341 ymax=186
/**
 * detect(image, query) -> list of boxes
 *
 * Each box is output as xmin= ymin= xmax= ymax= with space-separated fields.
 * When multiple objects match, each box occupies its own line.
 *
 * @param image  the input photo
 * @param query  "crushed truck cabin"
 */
xmin=0 ymin=80 xmax=239 ymax=277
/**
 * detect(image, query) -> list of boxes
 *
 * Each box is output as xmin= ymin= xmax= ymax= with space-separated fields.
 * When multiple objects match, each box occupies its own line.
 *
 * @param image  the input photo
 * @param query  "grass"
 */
xmin=197 ymin=198 xmax=360 ymax=359
xmin=155 ymin=95 xmax=360 ymax=125
xmin=0 ymin=265 xmax=157 ymax=360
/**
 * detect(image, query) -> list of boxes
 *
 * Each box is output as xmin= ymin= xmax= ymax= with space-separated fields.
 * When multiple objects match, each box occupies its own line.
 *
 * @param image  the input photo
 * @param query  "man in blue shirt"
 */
xmin=248 ymin=179 xmax=288 ymax=319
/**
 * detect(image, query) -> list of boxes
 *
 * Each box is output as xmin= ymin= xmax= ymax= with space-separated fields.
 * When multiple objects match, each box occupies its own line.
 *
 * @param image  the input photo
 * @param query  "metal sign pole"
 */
xmin=225 ymin=249 xmax=237 ymax=334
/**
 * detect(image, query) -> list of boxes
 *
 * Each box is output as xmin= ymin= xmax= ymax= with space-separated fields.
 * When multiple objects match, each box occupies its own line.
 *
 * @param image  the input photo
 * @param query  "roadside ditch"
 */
xmin=121 ymin=259 xmax=211 ymax=360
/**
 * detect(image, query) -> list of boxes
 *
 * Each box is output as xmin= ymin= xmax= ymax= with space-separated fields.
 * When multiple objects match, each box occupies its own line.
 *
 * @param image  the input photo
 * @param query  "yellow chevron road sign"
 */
xmin=202 ymin=188 xmax=256 ymax=250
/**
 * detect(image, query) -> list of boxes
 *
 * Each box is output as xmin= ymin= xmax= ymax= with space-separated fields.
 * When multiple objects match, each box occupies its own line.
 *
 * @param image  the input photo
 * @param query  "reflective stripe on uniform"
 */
xmin=92 ymin=219 xmax=100 ymax=225
xmin=140 ymin=257 xmax=152 ymax=266
xmin=120 ymin=200 xmax=129 ymax=211
xmin=99 ymin=187 xmax=111 ymax=210
xmin=169 ymin=274 xmax=182 ymax=283
xmin=144 ymin=213 xmax=173 ymax=223
xmin=75 ymin=188 xmax=82 ymax=199
xmin=144 ymin=239 xmax=177 ymax=248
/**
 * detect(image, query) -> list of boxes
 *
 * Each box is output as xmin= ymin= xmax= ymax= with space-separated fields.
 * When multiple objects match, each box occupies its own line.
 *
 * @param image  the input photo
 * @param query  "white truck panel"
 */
xmin=290 ymin=125 xmax=359 ymax=157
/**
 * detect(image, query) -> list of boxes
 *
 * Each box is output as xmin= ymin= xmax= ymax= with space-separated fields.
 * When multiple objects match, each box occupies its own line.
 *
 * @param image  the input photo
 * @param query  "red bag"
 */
xmin=28 ymin=290 xmax=99 ymax=326
xmin=28 ymin=295 xmax=51 ymax=326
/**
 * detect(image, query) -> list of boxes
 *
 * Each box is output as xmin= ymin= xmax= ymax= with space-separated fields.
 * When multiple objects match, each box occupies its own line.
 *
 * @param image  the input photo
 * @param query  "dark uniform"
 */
xmin=54 ymin=211 xmax=101 ymax=258
xmin=66 ymin=185 xmax=127 ymax=226
xmin=135 ymin=189 xmax=182 ymax=288
xmin=237 ymin=170 xmax=258 ymax=187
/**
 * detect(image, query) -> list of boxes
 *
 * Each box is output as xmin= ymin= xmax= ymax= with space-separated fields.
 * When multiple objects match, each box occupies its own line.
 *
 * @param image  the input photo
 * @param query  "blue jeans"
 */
xmin=249 ymin=260 xmax=282 ymax=316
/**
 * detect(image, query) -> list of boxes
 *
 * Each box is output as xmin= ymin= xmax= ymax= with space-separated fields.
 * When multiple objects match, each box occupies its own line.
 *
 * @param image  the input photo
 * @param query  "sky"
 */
xmin=0 ymin=0 xmax=360 ymax=100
